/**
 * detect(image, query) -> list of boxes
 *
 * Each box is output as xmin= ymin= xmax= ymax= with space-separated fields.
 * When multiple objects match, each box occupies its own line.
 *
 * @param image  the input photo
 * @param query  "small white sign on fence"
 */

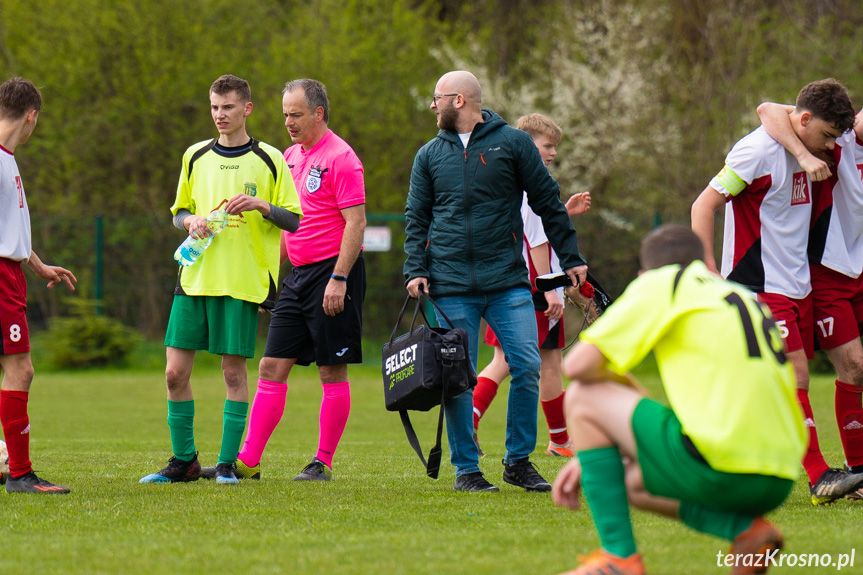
xmin=363 ymin=226 xmax=392 ymax=252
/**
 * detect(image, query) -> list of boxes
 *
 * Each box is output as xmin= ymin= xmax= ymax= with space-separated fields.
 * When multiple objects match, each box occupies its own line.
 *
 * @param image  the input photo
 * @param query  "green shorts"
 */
xmin=164 ymin=295 xmax=258 ymax=358
xmin=632 ymin=398 xmax=792 ymax=516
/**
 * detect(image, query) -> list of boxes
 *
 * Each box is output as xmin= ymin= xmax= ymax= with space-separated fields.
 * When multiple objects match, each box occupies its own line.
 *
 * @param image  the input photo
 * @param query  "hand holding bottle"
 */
xmin=174 ymin=209 xmax=229 ymax=266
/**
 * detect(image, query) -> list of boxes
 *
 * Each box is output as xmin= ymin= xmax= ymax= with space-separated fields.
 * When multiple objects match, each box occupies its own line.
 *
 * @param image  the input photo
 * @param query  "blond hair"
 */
xmin=516 ymin=113 xmax=562 ymax=145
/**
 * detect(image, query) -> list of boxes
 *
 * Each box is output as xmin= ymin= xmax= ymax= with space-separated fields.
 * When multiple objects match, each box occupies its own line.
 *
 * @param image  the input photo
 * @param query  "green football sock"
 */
xmin=218 ymin=399 xmax=249 ymax=465
xmin=167 ymin=399 xmax=196 ymax=461
xmin=579 ymin=446 xmax=637 ymax=558
xmin=680 ymin=503 xmax=755 ymax=541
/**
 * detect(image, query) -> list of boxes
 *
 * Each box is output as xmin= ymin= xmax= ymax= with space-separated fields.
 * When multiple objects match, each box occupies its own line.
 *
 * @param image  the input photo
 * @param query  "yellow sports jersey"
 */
xmin=170 ymin=138 xmax=302 ymax=304
xmin=580 ymin=260 xmax=805 ymax=480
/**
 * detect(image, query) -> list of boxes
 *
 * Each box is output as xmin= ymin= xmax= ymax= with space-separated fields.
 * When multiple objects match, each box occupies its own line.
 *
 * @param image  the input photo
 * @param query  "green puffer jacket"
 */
xmin=404 ymin=109 xmax=586 ymax=297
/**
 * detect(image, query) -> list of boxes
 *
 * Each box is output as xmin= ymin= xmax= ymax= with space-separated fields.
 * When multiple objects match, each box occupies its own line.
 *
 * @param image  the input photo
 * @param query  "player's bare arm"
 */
xmin=690 ymin=186 xmax=725 ymax=274
xmin=757 ymin=102 xmax=831 ymax=181
xmin=323 ymin=204 xmax=365 ymax=317
xmin=26 ymin=250 xmax=76 ymax=291
xmin=528 ymin=242 xmax=563 ymax=320
xmin=565 ymin=191 xmax=591 ymax=216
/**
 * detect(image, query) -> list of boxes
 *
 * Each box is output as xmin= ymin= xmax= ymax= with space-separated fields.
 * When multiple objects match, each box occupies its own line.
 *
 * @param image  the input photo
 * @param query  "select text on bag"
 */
xmin=385 ymin=343 xmax=419 ymax=389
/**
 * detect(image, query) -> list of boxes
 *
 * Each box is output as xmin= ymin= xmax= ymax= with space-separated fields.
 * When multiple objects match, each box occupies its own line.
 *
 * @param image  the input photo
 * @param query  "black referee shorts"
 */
xmin=264 ymin=255 xmax=365 ymax=366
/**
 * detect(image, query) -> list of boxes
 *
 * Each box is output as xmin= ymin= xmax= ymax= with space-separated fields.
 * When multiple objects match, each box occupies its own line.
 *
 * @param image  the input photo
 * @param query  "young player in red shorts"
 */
xmin=758 ymin=101 xmax=863 ymax=502
xmin=0 ymin=77 xmax=77 ymax=494
xmin=692 ymin=78 xmax=863 ymax=505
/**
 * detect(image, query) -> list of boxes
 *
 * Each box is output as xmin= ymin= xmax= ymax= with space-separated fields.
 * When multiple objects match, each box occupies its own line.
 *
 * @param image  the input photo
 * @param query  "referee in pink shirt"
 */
xmin=233 ymin=79 xmax=366 ymax=482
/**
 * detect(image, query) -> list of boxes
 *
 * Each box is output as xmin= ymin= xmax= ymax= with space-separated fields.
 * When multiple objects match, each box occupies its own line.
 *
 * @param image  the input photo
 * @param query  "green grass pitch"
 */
xmin=2 ymin=355 xmax=862 ymax=574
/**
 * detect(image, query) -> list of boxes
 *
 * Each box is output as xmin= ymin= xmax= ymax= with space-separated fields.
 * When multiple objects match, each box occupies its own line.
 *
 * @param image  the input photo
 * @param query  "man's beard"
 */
xmin=438 ymin=104 xmax=458 ymax=131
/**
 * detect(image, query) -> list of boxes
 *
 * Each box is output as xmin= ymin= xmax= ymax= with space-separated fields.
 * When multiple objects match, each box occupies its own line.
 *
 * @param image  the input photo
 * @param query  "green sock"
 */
xmin=167 ymin=399 xmax=196 ymax=461
xmin=579 ymin=446 xmax=637 ymax=558
xmin=218 ymin=399 xmax=249 ymax=465
xmin=680 ymin=503 xmax=754 ymax=541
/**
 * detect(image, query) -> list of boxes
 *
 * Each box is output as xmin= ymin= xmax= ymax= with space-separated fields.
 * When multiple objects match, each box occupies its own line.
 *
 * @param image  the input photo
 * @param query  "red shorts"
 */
xmin=757 ymin=291 xmax=814 ymax=359
xmin=811 ymin=263 xmax=863 ymax=350
xmin=484 ymin=311 xmax=565 ymax=350
xmin=0 ymin=258 xmax=30 ymax=354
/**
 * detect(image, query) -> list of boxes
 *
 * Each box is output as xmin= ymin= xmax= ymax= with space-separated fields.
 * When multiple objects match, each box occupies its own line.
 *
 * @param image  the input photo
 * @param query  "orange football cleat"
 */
xmin=558 ymin=549 xmax=645 ymax=575
xmin=728 ymin=517 xmax=784 ymax=575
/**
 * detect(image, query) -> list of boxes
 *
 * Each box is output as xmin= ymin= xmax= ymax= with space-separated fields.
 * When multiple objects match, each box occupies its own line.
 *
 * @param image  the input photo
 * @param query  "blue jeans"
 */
xmin=434 ymin=288 xmax=541 ymax=476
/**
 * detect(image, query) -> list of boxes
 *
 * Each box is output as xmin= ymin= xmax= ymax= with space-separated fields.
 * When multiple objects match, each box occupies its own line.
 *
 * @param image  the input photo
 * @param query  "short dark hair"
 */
xmin=283 ymin=79 xmax=329 ymax=124
xmin=210 ymin=74 xmax=251 ymax=102
xmin=0 ymin=77 xmax=42 ymax=120
xmin=796 ymin=78 xmax=855 ymax=133
xmin=640 ymin=224 xmax=705 ymax=271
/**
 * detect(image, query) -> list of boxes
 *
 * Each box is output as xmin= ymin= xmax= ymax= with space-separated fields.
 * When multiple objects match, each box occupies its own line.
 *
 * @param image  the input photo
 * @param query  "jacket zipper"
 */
xmin=463 ymin=145 xmax=477 ymax=292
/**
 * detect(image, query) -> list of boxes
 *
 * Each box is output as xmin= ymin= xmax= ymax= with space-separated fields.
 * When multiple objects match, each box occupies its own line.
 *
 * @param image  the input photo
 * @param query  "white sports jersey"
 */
xmin=810 ymin=130 xmax=863 ymax=278
xmin=0 ymin=145 xmax=31 ymax=262
xmin=521 ymin=192 xmax=561 ymax=269
xmin=710 ymin=127 xmax=812 ymax=298
xmin=520 ymin=193 xmax=564 ymax=302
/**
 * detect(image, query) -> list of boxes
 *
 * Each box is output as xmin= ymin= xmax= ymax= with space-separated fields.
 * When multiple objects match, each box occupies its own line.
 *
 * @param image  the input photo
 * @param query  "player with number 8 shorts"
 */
xmin=0 ymin=77 xmax=77 ymax=494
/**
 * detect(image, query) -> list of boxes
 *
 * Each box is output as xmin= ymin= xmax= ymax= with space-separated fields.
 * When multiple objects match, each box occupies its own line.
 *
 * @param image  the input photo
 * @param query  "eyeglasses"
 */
xmin=432 ymin=93 xmax=459 ymax=104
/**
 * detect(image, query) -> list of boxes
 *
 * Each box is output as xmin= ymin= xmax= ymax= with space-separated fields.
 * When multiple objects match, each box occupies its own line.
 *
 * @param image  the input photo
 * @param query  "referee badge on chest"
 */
xmin=306 ymin=165 xmax=325 ymax=193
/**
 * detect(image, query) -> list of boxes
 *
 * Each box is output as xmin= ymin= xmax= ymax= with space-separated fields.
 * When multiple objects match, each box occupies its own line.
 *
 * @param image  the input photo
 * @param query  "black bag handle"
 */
xmin=388 ymin=293 xmax=459 ymax=343
xmin=387 ymin=295 xmax=429 ymax=347
xmin=415 ymin=292 xmax=458 ymax=330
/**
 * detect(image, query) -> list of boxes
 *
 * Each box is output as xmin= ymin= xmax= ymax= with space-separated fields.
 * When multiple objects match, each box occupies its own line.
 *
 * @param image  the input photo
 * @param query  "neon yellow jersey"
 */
xmin=170 ymin=138 xmax=302 ymax=304
xmin=580 ymin=260 xmax=805 ymax=480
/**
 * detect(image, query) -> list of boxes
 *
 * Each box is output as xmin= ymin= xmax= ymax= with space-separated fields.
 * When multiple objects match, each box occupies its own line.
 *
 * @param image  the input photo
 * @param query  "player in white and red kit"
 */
xmin=234 ymin=79 xmax=366 ymax=482
xmin=758 ymin=102 xmax=863 ymax=502
xmin=0 ymin=77 xmax=77 ymax=494
xmin=692 ymin=78 xmax=863 ymax=505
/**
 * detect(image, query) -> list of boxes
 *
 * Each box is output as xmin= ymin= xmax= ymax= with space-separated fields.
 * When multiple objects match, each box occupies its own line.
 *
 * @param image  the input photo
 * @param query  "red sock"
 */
xmin=472 ymin=376 xmax=499 ymax=430
xmin=797 ymin=388 xmax=830 ymax=485
xmin=0 ymin=390 xmax=32 ymax=478
xmin=541 ymin=392 xmax=569 ymax=445
xmin=835 ymin=380 xmax=863 ymax=468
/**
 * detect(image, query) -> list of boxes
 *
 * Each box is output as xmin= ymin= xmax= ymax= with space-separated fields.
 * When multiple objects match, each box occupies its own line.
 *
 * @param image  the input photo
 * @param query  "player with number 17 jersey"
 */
xmin=809 ymin=129 xmax=863 ymax=350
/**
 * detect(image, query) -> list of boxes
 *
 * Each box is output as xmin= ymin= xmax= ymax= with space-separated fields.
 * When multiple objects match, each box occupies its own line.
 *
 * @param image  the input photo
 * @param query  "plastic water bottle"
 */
xmin=173 ymin=210 xmax=229 ymax=266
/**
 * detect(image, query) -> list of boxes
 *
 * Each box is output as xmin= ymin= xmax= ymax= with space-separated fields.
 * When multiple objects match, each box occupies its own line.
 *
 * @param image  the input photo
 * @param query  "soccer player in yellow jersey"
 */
xmin=140 ymin=75 xmax=302 ymax=485
xmin=552 ymin=224 xmax=817 ymax=575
